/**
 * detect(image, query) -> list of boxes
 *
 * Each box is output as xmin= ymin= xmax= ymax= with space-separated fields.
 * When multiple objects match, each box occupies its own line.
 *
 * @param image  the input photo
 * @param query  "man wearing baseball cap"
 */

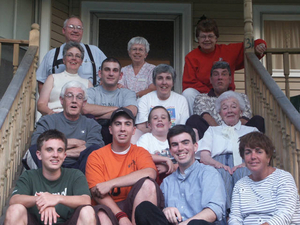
xmin=86 ymin=107 xmax=164 ymax=224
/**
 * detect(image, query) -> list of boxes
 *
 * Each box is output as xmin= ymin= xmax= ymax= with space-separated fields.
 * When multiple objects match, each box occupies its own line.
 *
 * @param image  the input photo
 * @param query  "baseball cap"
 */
xmin=110 ymin=107 xmax=135 ymax=125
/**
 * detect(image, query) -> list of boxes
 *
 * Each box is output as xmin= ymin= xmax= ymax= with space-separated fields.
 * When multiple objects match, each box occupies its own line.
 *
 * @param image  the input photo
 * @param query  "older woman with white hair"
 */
xmin=198 ymin=90 xmax=259 ymax=213
xmin=119 ymin=36 xmax=156 ymax=98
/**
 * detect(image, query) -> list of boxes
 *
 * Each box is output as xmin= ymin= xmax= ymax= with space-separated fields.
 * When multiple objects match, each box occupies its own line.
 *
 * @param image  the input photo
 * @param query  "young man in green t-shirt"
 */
xmin=5 ymin=130 xmax=97 ymax=225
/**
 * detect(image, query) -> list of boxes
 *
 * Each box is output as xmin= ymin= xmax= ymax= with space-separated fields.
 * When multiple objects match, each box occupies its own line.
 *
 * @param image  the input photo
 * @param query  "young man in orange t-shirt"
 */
xmin=86 ymin=107 xmax=164 ymax=225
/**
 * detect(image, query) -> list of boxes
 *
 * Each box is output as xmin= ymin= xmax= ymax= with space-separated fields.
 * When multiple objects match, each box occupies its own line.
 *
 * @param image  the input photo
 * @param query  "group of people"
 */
xmin=4 ymin=15 xmax=300 ymax=225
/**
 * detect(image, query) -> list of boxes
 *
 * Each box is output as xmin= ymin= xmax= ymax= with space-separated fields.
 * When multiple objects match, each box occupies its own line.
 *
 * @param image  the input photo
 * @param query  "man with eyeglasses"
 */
xmin=23 ymin=80 xmax=104 ymax=173
xmin=36 ymin=16 xmax=106 ymax=93
xmin=182 ymin=17 xmax=267 ymax=115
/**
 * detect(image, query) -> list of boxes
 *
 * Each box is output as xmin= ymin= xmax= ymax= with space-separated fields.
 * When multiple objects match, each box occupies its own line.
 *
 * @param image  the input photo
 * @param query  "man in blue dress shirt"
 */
xmin=135 ymin=125 xmax=226 ymax=225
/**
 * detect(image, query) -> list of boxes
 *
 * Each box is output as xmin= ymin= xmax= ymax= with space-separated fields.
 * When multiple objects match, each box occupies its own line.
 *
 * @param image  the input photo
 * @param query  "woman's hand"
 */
xmin=214 ymin=161 xmax=233 ymax=175
xmin=232 ymin=163 xmax=245 ymax=173
xmin=255 ymin=43 xmax=266 ymax=56
xmin=117 ymin=83 xmax=124 ymax=89
xmin=200 ymin=150 xmax=233 ymax=174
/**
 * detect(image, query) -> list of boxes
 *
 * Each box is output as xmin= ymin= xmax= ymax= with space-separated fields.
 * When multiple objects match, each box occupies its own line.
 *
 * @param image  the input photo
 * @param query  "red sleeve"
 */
xmin=234 ymin=39 xmax=267 ymax=70
xmin=182 ymin=54 xmax=211 ymax=93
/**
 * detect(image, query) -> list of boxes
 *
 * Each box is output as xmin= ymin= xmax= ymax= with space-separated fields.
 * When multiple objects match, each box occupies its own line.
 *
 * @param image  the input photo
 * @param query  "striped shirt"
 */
xmin=229 ymin=168 xmax=300 ymax=225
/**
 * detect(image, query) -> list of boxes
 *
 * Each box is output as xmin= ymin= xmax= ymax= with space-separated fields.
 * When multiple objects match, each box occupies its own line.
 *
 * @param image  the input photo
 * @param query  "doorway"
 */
xmin=81 ymin=2 xmax=192 ymax=92
xmin=98 ymin=19 xmax=174 ymax=69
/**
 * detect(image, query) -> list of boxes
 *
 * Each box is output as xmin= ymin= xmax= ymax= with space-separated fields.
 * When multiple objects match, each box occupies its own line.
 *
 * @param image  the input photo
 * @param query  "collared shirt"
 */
xmin=161 ymin=160 xmax=226 ymax=222
xmin=193 ymin=89 xmax=252 ymax=125
xmin=198 ymin=121 xmax=258 ymax=157
xmin=119 ymin=62 xmax=155 ymax=93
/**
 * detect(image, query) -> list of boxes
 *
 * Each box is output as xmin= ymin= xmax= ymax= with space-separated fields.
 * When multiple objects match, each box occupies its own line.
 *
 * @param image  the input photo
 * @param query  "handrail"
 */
xmin=246 ymin=52 xmax=300 ymax=189
xmin=264 ymin=48 xmax=300 ymax=98
xmin=265 ymin=48 xmax=300 ymax=54
xmin=0 ymin=24 xmax=39 ymax=217
xmin=243 ymin=0 xmax=299 ymax=190
xmin=0 ymin=38 xmax=30 ymax=72
xmin=0 ymin=39 xmax=29 ymax=45
xmin=247 ymin=53 xmax=300 ymax=130
xmin=0 ymin=46 xmax=38 ymax=127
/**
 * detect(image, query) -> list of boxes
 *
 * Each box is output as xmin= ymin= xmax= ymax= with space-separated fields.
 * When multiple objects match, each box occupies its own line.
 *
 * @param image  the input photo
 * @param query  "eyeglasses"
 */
xmin=131 ymin=47 xmax=146 ymax=53
xmin=64 ymin=93 xmax=85 ymax=101
xmin=66 ymin=24 xmax=83 ymax=31
xmin=199 ymin=34 xmax=216 ymax=40
xmin=66 ymin=53 xmax=82 ymax=59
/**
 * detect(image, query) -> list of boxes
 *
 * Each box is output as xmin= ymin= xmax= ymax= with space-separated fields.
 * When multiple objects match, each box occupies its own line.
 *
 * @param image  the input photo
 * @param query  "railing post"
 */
xmin=29 ymin=23 xmax=40 ymax=47
xmin=244 ymin=0 xmax=254 ymax=97
xmin=266 ymin=53 xmax=273 ymax=76
xmin=29 ymin=23 xmax=39 ymax=133
xmin=13 ymin=44 xmax=20 ymax=75
xmin=283 ymin=52 xmax=290 ymax=98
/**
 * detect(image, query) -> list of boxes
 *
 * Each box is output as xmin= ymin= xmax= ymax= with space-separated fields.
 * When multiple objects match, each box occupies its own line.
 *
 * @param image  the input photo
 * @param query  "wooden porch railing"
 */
xmin=245 ymin=52 xmax=300 ymax=189
xmin=244 ymin=0 xmax=300 ymax=189
xmin=0 ymin=24 xmax=39 ymax=216
xmin=265 ymin=48 xmax=300 ymax=99
xmin=0 ymin=39 xmax=30 ymax=75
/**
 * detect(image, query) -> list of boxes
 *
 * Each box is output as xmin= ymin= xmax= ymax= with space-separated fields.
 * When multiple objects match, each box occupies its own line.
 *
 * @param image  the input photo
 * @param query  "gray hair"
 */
xmin=152 ymin=64 xmax=176 ymax=85
xmin=127 ymin=36 xmax=150 ymax=53
xmin=60 ymin=80 xmax=88 ymax=100
xmin=215 ymin=90 xmax=245 ymax=113
xmin=63 ymin=42 xmax=84 ymax=60
xmin=211 ymin=61 xmax=231 ymax=76
xmin=63 ymin=16 xmax=83 ymax=28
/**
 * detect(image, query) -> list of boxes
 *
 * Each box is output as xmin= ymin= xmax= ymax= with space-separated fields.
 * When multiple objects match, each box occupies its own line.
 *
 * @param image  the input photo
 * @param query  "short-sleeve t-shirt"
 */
xmin=136 ymin=133 xmax=171 ymax=158
xmin=85 ymin=144 xmax=156 ymax=203
xmin=12 ymin=168 xmax=90 ymax=224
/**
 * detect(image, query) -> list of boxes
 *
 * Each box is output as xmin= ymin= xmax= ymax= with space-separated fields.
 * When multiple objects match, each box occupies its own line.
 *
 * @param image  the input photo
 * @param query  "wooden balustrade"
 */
xmin=246 ymin=52 xmax=300 ymax=189
xmin=0 ymin=39 xmax=30 ymax=74
xmin=0 ymin=24 xmax=39 ymax=216
xmin=244 ymin=0 xmax=299 ymax=190
xmin=265 ymin=48 xmax=300 ymax=99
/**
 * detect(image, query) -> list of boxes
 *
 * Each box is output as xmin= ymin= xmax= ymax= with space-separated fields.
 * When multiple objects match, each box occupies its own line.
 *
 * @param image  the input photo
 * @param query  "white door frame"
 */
xmin=81 ymin=1 xmax=192 ymax=92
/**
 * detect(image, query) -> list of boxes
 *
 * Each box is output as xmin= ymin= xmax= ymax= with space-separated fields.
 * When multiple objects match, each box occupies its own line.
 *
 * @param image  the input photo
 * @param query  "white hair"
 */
xmin=127 ymin=36 xmax=150 ymax=53
xmin=60 ymin=81 xmax=88 ymax=100
xmin=215 ymin=90 xmax=245 ymax=113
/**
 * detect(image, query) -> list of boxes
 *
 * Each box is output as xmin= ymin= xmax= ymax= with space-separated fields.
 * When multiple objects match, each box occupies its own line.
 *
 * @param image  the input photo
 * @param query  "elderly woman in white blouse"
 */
xmin=198 ymin=90 xmax=258 ymax=212
xmin=229 ymin=132 xmax=300 ymax=225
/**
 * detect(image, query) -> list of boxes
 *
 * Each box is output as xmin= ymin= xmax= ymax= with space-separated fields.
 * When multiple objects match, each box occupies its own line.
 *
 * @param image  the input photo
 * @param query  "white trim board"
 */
xmin=253 ymin=5 xmax=300 ymax=40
